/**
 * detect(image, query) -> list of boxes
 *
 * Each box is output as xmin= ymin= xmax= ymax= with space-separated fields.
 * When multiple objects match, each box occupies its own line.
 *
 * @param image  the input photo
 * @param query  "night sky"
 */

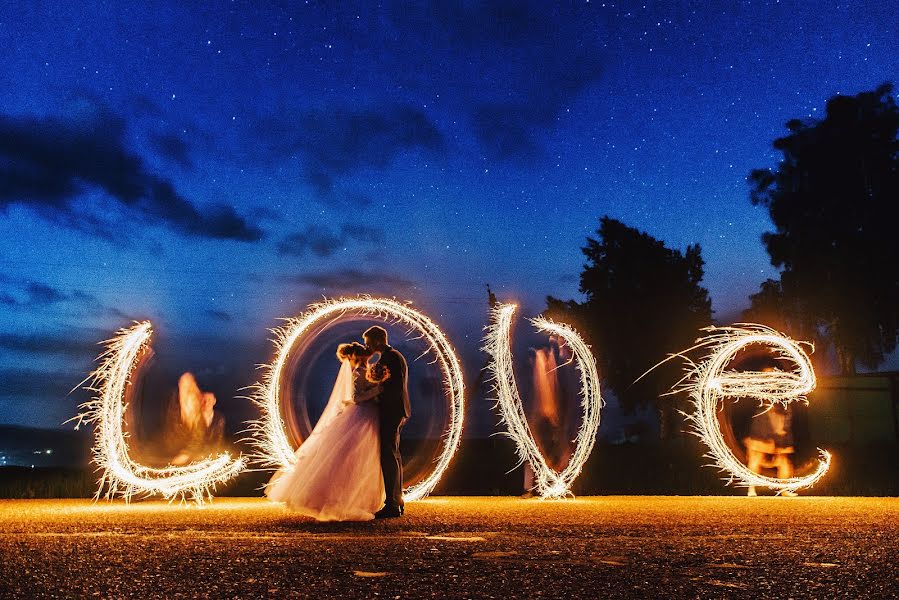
xmin=1 ymin=1 xmax=897 ymax=429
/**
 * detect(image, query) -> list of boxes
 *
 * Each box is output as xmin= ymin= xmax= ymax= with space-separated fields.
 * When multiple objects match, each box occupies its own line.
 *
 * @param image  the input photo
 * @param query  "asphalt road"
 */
xmin=0 ymin=497 xmax=897 ymax=599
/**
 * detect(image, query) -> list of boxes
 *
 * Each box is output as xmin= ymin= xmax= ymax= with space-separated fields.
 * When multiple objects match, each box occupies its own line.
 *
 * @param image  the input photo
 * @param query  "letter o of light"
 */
xmin=249 ymin=296 xmax=465 ymax=501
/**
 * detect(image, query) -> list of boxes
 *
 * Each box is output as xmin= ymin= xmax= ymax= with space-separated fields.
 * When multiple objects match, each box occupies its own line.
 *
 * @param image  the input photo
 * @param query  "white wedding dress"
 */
xmin=265 ymin=360 xmax=386 ymax=521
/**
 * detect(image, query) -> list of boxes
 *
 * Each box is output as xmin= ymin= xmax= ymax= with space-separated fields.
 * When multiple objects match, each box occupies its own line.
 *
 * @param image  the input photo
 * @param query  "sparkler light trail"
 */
xmin=484 ymin=303 xmax=603 ymax=499
xmin=248 ymin=296 xmax=465 ymax=501
xmin=72 ymin=322 xmax=246 ymax=503
xmin=674 ymin=324 xmax=831 ymax=494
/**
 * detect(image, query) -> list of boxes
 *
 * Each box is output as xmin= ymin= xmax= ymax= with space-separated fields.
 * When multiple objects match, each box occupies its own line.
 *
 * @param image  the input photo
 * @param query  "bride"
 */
xmin=265 ymin=342 xmax=386 ymax=521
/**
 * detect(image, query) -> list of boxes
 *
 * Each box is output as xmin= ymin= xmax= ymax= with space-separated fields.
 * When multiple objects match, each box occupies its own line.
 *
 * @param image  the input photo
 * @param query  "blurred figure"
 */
xmin=744 ymin=400 xmax=796 ymax=497
xmin=552 ymin=338 xmax=578 ymax=473
xmin=523 ymin=337 xmax=577 ymax=496
xmin=169 ymin=373 xmax=226 ymax=466
xmin=533 ymin=343 xmax=562 ymax=428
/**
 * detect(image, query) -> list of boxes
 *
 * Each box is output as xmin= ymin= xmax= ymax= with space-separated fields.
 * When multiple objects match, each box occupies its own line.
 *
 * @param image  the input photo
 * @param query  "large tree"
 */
xmin=748 ymin=83 xmax=899 ymax=374
xmin=547 ymin=217 xmax=712 ymax=438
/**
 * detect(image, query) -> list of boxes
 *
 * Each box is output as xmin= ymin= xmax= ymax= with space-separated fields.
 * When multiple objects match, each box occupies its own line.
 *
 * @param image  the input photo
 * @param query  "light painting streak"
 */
xmin=676 ymin=324 xmax=831 ymax=494
xmin=484 ymin=303 xmax=603 ymax=499
xmin=72 ymin=322 xmax=246 ymax=503
xmin=248 ymin=296 xmax=465 ymax=501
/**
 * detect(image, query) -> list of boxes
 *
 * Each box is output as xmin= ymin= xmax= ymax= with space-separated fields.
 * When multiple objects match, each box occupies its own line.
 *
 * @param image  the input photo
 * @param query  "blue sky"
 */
xmin=1 ymin=1 xmax=896 ymax=428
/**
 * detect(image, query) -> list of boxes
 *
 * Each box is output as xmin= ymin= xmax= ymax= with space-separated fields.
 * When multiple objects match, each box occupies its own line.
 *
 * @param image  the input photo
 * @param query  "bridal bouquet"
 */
xmin=366 ymin=363 xmax=391 ymax=384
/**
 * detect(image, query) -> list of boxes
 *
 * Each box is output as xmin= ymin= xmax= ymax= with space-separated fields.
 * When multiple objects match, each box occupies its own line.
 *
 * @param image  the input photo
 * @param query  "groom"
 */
xmin=363 ymin=326 xmax=410 ymax=519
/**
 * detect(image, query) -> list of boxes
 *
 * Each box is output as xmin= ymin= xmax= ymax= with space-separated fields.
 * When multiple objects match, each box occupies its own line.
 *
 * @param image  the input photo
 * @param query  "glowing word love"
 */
xmin=248 ymin=296 xmax=465 ymax=502
xmin=484 ymin=303 xmax=603 ymax=499
xmin=72 ymin=322 xmax=246 ymax=503
xmin=73 ymin=300 xmax=826 ymax=504
xmin=678 ymin=324 xmax=831 ymax=494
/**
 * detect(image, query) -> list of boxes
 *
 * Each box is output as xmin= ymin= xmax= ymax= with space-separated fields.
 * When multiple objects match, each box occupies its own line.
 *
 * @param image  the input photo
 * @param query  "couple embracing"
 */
xmin=266 ymin=326 xmax=410 ymax=521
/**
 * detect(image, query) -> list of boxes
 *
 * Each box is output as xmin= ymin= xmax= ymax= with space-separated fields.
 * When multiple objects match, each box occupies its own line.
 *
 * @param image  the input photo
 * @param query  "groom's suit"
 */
xmin=376 ymin=345 xmax=410 ymax=508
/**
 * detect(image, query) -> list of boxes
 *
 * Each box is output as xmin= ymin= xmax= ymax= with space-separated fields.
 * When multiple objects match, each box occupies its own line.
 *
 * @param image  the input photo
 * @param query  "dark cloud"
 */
xmin=22 ymin=282 xmax=71 ymax=306
xmin=205 ymin=309 xmax=233 ymax=322
xmin=0 ymin=275 xmax=130 ymax=320
xmin=281 ymin=268 xmax=417 ymax=293
xmin=130 ymin=94 xmax=164 ymax=118
xmin=1 ymin=280 xmax=90 ymax=308
xmin=0 ymin=330 xmax=101 ymax=359
xmin=341 ymin=224 xmax=383 ymax=244
xmin=341 ymin=191 xmax=374 ymax=208
xmin=471 ymin=52 xmax=603 ymax=160
xmin=302 ymin=104 xmax=443 ymax=194
xmin=249 ymin=4 xmax=603 ymax=186
xmin=250 ymin=206 xmax=285 ymax=223
xmin=382 ymin=1 xmax=605 ymax=160
xmin=0 ymin=107 xmax=262 ymax=241
xmin=146 ymin=179 xmax=261 ymax=241
xmin=257 ymin=104 xmax=443 ymax=197
xmin=0 ymin=367 xmax=84 ymax=399
xmin=278 ymin=223 xmax=384 ymax=258
xmin=149 ymin=132 xmax=192 ymax=169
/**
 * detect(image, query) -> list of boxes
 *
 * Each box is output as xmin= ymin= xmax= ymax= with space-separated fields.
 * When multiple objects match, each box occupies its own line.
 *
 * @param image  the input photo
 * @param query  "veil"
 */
xmin=311 ymin=358 xmax=354 ymax=434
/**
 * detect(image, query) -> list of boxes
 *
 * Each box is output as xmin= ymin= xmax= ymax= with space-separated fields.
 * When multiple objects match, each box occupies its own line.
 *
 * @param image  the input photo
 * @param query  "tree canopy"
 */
xmin=546 ymin=217 xmax=712 ymax=438
xmin=748 ymin=83 xmax=899 ymax=374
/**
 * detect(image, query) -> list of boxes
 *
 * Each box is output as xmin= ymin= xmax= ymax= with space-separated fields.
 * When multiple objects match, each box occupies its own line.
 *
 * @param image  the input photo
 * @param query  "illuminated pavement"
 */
xmin=0 ymin=497 xmax=897 ymax=598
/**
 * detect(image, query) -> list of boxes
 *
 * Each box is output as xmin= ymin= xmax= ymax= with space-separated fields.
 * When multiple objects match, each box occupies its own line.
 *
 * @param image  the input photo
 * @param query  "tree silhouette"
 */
xmin=748 ymin=83 xmax=899 ymax=374
xmin=742 ymin=278 xmax=817 ymax=342
xmin=546 ymin=217 xmax=712 ymax=438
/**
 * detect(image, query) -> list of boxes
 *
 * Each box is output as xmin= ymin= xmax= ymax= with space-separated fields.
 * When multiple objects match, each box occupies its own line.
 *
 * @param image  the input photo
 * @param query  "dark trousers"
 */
xmin=379 ymin=414 xmax=405 ymax=508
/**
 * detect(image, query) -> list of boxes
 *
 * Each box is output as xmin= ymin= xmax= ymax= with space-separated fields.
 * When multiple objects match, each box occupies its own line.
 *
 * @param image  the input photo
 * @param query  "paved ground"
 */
xmin=0 ymin=497 xmax=897 ymax=599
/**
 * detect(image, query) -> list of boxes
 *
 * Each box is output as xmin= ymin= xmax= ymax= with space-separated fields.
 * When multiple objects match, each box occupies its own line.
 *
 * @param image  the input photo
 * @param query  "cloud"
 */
xmin=281 ymin=268 xmax=417 ymax=293
xmin=277 ymin=223 xmax=384 ymax=258
xmin=150 ymin=132 xmax=192 ymax=169
xmin=383 ymin=1 xmax=605 ymax=160
xmin=0 ymin=275 xmax=130 ymax=319
xmin=1 ymin=280 xmax=87 ymax=308
xmin=205 ymin=309 xmax=232 ymax=322
xmin=0 ymin=330 xmax=102 ymax=359
xmin=468 ymin=41 xmax=602 ymax=159
xmin=130 ymin=94 xmax=164 ymax=118
xmin=0 ymin=367 xmax=84 ymax=399
xmin=257 ymin=104 xmax=444 ymax=197
xmin=341 ymin=191 xmax=374 ymax=208
xmin=249 ymin=206 xmax=285 ymax=223
xmin=470 ymin=53 xmax=603 ymax=161
xmin=21 ymin=282 xmax=79 ymax=306
xmin=0 ymin=107 xmax=262 ymax=241
xmin=246 ymin=3 xmax=604 ymax=186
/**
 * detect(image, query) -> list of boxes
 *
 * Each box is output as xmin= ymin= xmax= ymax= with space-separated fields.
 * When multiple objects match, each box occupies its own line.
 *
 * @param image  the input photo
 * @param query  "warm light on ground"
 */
xmin=1 ymin=497 xmax=897 ymax=598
